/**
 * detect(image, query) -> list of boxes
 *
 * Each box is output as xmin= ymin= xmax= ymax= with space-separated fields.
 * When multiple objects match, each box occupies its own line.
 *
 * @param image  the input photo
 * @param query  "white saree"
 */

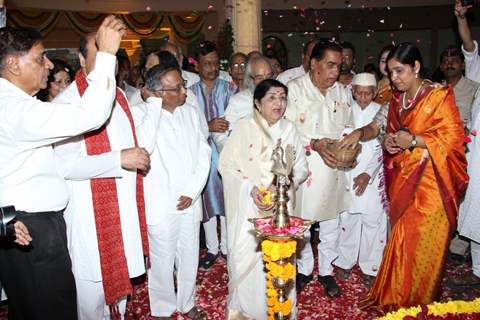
xmin=218 ymin=111 xmax=308 ymax=320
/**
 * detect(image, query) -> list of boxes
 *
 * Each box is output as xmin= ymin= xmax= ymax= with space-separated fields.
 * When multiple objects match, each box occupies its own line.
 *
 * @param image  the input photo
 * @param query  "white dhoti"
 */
xmin=147 ymin=212 xmax=200 ymax=316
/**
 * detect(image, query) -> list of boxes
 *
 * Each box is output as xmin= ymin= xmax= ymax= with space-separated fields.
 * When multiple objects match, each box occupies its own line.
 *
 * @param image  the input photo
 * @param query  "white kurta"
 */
xmin=132 ymin=100 xmax=211 ymax=316
xmin=219 ymin=114 xmax=308 ymax=320
xmin=286 ymin=73 xmax=352 ymax=222
xmin=135 ymin=102 xmax=211 ymax=225
xmin=54 ymin=85 xmax=145 ymax=283
xmin=276 ymin=65 xmax=305 ymax=85
xmin=334 ymin=101 xmax=387 ymax=276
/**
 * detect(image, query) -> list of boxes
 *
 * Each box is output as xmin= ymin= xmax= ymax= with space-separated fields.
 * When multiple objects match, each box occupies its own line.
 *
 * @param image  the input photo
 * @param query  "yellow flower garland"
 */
xmin=379 ymin=298 xmax=480 ymax=319
xmin=262 ymin=240 xmax=297 ymax=319
xmin=261 ymin=240 xmax=297 ymax=261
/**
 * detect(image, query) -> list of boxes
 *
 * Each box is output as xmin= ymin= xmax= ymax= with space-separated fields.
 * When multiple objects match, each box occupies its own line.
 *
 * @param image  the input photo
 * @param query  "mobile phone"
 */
xmin=462 ymin=0 xmax=475 ymax=6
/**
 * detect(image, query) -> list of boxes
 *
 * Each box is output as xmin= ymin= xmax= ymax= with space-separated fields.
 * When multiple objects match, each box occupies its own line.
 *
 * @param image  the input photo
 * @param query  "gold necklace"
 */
xmin=402 ymin=79 xmax=427 ymax=111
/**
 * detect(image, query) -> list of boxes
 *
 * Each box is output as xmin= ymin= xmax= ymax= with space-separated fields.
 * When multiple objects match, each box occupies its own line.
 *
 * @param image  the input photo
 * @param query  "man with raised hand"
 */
xmin=53 ymin=28 xmax=150 ymax=319
xmin=0 ymin=15 xmax=124 ymax=320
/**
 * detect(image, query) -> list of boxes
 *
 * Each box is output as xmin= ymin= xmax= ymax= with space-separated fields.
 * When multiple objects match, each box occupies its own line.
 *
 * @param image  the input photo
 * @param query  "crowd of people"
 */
xmin=0 ymin=0 xmax=478 ymax=319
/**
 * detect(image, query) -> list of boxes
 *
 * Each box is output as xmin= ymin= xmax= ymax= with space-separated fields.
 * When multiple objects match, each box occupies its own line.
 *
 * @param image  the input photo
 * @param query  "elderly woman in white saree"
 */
xmin=218 ymin=79 xmax=308 ymax=320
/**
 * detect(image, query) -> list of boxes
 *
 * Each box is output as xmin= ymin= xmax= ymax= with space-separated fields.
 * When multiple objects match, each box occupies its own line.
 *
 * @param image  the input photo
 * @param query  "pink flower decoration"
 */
xmin=471 ymin=130 xmax=477 ymax=136
xmin=254 ymin=216 xmax=308 ymax=235
xmin=464 ymin=136 xmax=472 ymax=144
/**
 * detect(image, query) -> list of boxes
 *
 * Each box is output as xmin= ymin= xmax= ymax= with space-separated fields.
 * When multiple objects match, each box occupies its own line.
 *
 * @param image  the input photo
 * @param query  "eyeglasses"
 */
xmin=155 ymin=79 xmax=188 ymax=92
xmin=232 ymin=63 xmax=246 ymax=69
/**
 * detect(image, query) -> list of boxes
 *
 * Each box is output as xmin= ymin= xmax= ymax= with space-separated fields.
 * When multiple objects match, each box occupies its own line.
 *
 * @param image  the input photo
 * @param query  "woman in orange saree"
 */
xmin=360 ymin=43 xmax=468 ymax=313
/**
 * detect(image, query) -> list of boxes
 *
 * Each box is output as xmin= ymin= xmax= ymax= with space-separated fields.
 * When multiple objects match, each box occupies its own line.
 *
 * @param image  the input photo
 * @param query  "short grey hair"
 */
xmin=243 ymin=56 xmax=273 ymax=93
xmin=145 ymin=64 xmax=180 ymax=92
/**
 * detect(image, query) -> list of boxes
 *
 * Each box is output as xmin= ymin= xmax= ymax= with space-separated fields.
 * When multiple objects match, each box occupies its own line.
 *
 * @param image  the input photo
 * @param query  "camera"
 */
xmin=0 ymin=206 xmax=17 ymax=241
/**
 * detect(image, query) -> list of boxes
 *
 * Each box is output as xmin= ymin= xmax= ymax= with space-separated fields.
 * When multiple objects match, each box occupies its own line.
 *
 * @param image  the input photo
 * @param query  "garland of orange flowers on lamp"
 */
xmin=261 ymin=239 xmax=297 ymax=319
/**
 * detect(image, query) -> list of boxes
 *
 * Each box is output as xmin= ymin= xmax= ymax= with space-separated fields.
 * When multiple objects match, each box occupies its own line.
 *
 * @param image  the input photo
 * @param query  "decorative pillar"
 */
xmin=226 ymin=0 xmax=262 ymax=53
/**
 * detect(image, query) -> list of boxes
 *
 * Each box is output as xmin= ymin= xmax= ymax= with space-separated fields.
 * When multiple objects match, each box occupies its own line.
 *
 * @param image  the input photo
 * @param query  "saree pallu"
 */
xmin=360 ymin=86 xmax=468 ymax=313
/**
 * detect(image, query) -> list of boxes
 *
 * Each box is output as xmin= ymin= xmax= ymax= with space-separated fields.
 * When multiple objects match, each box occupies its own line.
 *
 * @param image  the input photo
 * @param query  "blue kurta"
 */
xmin=190 ymin=78 xmax=237 ymax=221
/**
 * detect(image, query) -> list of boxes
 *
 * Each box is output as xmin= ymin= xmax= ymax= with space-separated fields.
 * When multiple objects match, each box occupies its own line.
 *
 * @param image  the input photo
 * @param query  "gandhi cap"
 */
xmin=352 ymin=72 xmax=377 ymax=87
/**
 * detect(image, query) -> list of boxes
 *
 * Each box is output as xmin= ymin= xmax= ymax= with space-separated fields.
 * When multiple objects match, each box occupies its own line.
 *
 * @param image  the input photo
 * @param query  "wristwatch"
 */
xmin=410 ymin=134 xmax=417 ymax=150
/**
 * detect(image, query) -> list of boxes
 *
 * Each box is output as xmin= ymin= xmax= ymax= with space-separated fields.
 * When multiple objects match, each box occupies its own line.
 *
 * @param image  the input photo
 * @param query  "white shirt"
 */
xmin=276 ymin=65 xmax=305 ymax=85
xmin=133 ymin=102 xmax=211 ymax=225
xmin=462 ymin=40 xmax=480 ymax=83
xmin=0 ymin=52 xmax=116 ymax=212
xmin=182 ymin=70 xmax=200 ymax=88
xmin=54 ymin=83 xmax=145 ymax=281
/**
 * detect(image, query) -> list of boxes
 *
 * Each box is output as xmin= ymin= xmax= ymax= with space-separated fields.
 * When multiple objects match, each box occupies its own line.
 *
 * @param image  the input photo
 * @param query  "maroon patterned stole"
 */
xmin=74 ymin=70 xmax=149 ymax=310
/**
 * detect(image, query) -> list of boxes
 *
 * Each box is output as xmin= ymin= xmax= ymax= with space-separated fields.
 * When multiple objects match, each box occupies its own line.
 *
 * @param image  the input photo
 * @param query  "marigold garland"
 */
xmin=379 ymin=298 xmax=480 ymax=319
xmin=261 ymin=239 xmax=296 ymax=261
xmin=262 ymin=239 xmax=297 ymax=319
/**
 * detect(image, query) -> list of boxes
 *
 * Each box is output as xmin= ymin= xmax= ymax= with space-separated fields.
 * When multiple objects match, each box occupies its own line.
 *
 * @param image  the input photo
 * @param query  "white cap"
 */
xmin=351 ymin=72 xmax=377 ymax=87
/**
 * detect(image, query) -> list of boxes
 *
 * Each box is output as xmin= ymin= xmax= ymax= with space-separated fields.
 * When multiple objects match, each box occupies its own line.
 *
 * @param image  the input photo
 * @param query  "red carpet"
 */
xmin=123 ymin=251 xmax=480 ymax=320
xmin=0 ymin=252 xmax=478 ymax=319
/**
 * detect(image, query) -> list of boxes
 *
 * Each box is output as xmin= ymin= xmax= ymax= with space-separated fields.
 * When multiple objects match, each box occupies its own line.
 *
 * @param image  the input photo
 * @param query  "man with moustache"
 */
xmin=190 ymin=41 xmax=237 ymax=269
xmin=285 ymin=41 xmax=352 ymax=297
xmin=0 ymin=16 xmax=124 ymax=319
xmin=338 ymin=41 xmax=356 ymax=86
xmin=54 ymin=31 xmax=151 ymax=319
xmin=439 ymin=45 xmax=480 ymax=129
